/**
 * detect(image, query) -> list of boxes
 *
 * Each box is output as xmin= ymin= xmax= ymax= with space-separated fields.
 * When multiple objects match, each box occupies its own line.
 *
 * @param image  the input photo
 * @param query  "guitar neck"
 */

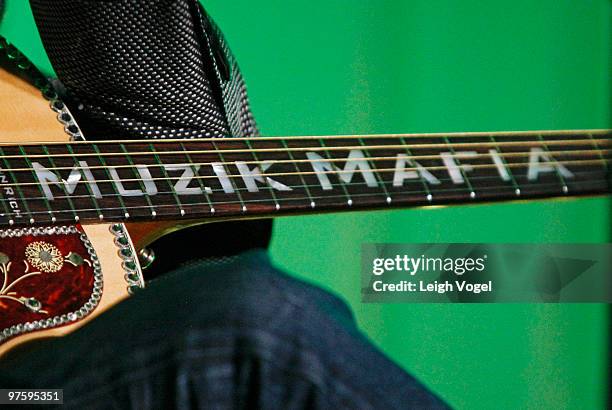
xmin=0 ymin=129 xmax=609 ymax=227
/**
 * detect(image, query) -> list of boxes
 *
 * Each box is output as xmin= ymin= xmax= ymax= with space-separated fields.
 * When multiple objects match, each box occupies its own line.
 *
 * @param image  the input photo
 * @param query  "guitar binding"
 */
xmin=109 ymin=223 xmax=145 ymax=295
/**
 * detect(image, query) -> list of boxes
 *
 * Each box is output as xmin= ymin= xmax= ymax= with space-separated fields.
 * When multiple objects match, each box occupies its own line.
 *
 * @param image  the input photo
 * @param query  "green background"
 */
xmin=1 ymin=1 xmax=610 ymax=408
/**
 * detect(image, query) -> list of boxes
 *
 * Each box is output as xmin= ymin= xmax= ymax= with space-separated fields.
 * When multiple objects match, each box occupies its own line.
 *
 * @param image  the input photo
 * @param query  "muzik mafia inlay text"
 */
xmin=25 ymin=147 xmax=573 ymax=202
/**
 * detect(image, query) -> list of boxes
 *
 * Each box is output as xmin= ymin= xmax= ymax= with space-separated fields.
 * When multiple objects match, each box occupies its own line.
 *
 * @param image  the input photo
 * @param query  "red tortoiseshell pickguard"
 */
xmin=0 ymin=225 xmax=96 ymax=341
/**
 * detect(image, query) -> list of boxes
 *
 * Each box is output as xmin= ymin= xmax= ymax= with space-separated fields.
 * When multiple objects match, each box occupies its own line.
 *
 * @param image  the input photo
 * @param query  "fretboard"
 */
xmin=0 ymin=129 xmax=609 ymax=227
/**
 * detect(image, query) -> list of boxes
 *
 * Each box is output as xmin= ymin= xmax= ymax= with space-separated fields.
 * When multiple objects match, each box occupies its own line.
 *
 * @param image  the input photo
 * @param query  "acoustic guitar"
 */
xmin=0 ymin=37 xmax=609 ymax=357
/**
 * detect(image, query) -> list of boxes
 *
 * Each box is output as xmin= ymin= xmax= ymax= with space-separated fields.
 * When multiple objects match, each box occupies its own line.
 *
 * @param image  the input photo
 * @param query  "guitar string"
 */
xmin=2 ymin=177 xmax=609 ymax=221
xmin=2 ymin=175 xmax=609 ymax=219
xmin=0 ymin=148 xmax=612 ymax=172
xmin=0 ymin=148 xmax=607 ymax=174
xmin=0 ymin=138 xmax=608 ymax=161
xmin=0 ymin=168 xmax=603 ymax=206
xmin=0 ymin=158 xmax=606 ymax=190
xmin=1 ymin=129 xmax=609 ymax=146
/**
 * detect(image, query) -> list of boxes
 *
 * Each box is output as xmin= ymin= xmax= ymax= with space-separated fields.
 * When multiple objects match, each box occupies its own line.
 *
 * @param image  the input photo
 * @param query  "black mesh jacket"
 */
xmin=27 ymin=0 xmax=273 ymax=276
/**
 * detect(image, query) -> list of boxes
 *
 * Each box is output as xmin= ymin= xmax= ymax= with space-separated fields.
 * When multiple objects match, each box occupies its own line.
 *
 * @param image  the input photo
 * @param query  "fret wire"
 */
xmin=244 ymin=138 xmax=280 ymax=209
xmin=149 ymin=143 xmax=183 ymax=216
xmin=8 ymin=176 xmax=610 ymax=220
xmin=280 ymin=138 xmax=315 ymax=207
xmin=0 ymin=152 xmax=12 ymax=220
xmin=0 ymin=139 xmax=607 ymax=161
xmin=587 ymin=132 xmax=608 ymax=170
xmin=442 ymin=134 xmax=475 ymax=196
xmin=357 ymin=137 xmax=390 ymax=202
xmin=318 ymin=137 xmax=352 ymax=203
xmin=399 ymin=135 xmax=432 ymax=199
xmin=180 ymin=141 xmax=215 ymax=213
xmin=0 ymin=146 xmax=16 ymax=220
xmin=0 ymin=148 xmax=32 ymax=223
xmin=42 ymin=144 xmax=77 ymax=221
xmin=0 ymin=158 xmax=606 ymax=190
xmin=489 ymin=133 xmax=520 ymax=194
xmin=0 ymin=189 xmax=11 ymax=221
xmin=1 ymin=129 xmax=609 ymax=147
xmin=210 ymin=139 xmax=247 ymax=211
xmin=65 ymin=143 xmax=102 ymax=219
xmin=536 ymin=133 xmax=568 ymax=191
xmin=0 ymin=168 xmax=603 ymax=206
xmin=92 ymin=143 xmax=129 ymax=217
xmin=119 ymin=143 xmax=156 ymax=216
xmin=20 ymin=145 xmax=55 ymax=221
xmin=0 ymin=148 xmax=606 ymax=175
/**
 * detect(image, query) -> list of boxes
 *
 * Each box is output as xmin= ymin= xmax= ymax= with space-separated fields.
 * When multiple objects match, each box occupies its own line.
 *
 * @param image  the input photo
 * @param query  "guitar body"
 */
xmin=0 ymin=67 xmax=144 ymax=356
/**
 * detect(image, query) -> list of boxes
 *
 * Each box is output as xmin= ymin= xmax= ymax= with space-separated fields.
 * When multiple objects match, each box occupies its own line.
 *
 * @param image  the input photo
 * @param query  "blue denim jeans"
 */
xmin=0 ymin=250 xmax=449 ymax=409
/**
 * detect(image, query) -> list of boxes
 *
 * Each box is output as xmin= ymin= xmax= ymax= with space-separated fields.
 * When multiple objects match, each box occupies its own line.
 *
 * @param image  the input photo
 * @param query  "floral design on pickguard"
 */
xmin=25 ymin=241 xmax=64 ymax=273
xmin=0 ymin=241 xmax=91 ymax=314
